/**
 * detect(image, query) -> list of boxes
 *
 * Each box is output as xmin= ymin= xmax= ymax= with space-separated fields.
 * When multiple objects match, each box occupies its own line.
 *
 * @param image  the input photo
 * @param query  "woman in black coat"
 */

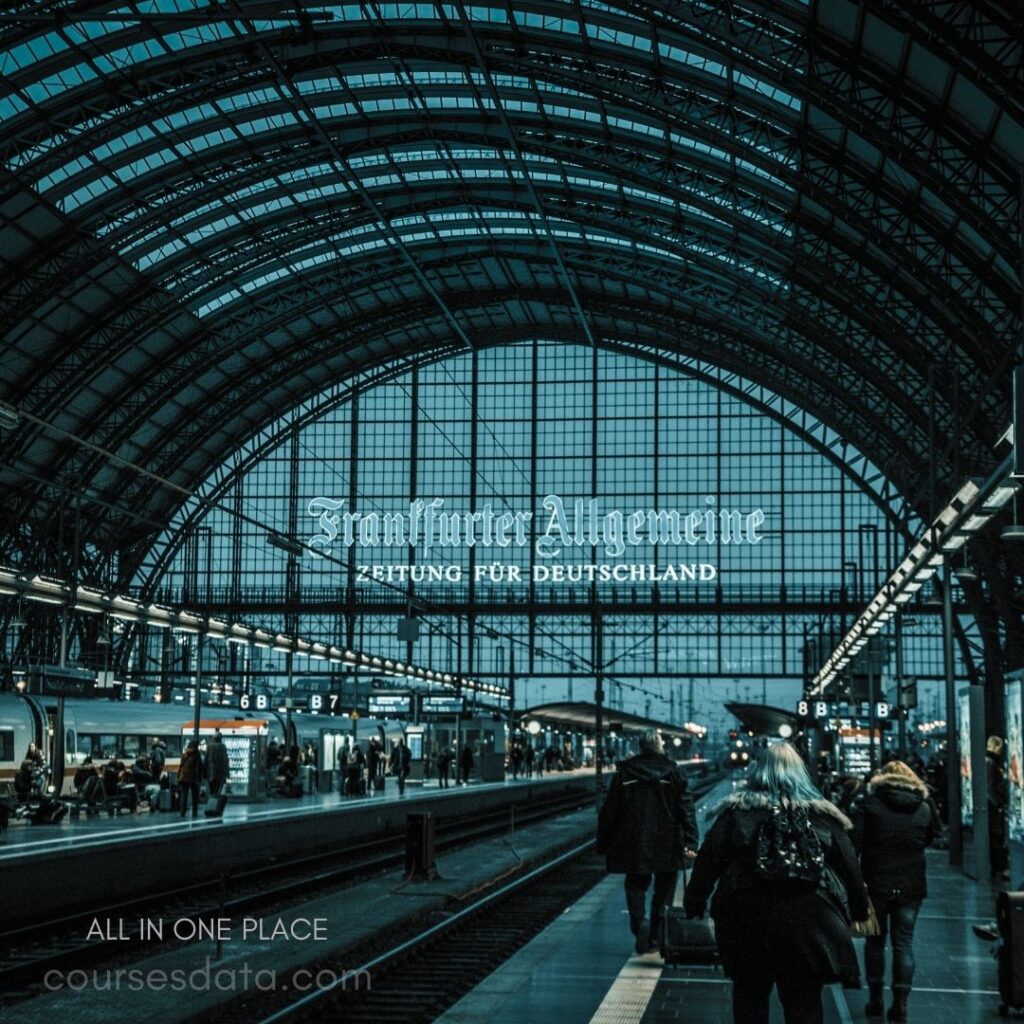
xmin=853 ymin=759 xmax=938 ymax=1022
xmin=684 ymin=742 xmax=870 ymax=1024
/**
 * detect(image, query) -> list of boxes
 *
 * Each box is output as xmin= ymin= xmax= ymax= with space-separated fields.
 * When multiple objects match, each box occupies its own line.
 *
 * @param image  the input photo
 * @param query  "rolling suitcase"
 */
xmin=204 ymin=792 xmax=228 ymax=818
xmin=373 ymin=774 xmax=385 ymax=792
xmin=157 ymin=789 xmax=172 ymax=812
xmin=997 ymin=891 xmax=1024 ymax=1014
xmin=659 ymin=871 xmax=718 ymax=966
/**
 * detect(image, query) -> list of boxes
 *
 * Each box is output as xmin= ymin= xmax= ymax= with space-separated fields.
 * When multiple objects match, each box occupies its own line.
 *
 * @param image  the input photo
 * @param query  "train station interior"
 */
xmin=0 ymin=1 xmax=1021 ymax=1022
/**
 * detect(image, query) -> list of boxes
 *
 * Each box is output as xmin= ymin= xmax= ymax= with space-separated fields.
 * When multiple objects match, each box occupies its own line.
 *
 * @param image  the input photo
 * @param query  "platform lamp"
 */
xmin=1000 ymin=486 xmax=1024 ymax=543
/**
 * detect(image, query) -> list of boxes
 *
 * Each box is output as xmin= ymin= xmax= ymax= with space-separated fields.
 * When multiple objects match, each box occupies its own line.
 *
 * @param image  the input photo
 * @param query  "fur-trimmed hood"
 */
xmin=866 ymin=771 xmax=928 ymax=798
xmin=713 ymin=787 xmax=854 ymax=831
xmin=866 ymin=770 xmax=929 ymax=813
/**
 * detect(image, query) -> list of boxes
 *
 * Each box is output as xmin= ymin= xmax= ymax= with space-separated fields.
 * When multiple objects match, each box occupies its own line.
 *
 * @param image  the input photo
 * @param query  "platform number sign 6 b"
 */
xmin=240 ymin=693 xmax=270 ymax=711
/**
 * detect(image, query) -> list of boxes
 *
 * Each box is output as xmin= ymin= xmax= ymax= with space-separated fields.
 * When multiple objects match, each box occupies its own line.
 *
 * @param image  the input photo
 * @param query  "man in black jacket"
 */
xmin=596 ymin=730 xmax=699 ymax=954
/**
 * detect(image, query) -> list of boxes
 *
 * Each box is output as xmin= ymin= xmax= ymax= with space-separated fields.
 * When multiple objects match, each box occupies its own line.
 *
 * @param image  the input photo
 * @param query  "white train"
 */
xmin=0 ymin=691 xmax=403 ymax=796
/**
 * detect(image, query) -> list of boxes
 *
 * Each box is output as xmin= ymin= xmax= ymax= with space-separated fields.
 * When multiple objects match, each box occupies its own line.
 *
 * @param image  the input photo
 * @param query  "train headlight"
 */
xmin=730 ymin=751 xmax=738 ymax=761
xmin=47 ymin=785 xmax=56 ymax=794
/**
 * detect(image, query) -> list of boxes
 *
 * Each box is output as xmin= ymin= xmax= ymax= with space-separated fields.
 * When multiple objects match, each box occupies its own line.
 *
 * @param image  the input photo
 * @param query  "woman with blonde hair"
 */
xmin=684 ymin=742 xmax=869 ymax=1023
xmin=853 ymin=758 xmax=939 ymax=1022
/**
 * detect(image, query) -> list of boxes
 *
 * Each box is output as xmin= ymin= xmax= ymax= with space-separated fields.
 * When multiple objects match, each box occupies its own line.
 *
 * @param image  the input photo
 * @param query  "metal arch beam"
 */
xmin=9 ymin=95 xmax=1007 ymax=423
xmin=2 ymin=41 xmax=1007 ymax=407
xmin=14 ymin=220 xmax=966 ymax=544
xmin=3 ymin=11 xmax=1013 ymax=309
xmin=5 ymin=139 xmax=998 ymax=478
xmin=0 ymin=8 xmax=1015 ymax=516
xmin=73 ymin=278 xmax=936 ymax=559
xmin=71 ymin=162 xmax=1003 ymax=381
xmin=449 ymin=0 xmax=597 ymax=351
xmin=18 ymin=226 xmax=955 ymax=523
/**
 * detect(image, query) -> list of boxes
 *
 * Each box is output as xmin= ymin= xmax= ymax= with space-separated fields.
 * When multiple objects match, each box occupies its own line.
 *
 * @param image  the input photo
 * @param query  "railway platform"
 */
xmin=0 ymin=770 xmax=596 ymax=930
xmin=442 ymin=832 xmax=1005 ymax=1024
xmin=0 ymin=768 xmax=593 ymax=858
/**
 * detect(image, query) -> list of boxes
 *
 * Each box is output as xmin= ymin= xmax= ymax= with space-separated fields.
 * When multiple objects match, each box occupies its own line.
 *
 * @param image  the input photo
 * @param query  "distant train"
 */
xmin=0 ymin=691 xmax=403 ymax=796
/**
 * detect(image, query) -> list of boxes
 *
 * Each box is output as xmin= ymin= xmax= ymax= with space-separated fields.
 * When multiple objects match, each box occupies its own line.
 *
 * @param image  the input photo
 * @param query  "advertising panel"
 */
xmin=1006 ymin=679 xmax=1024 ymax=843
xmin=959 ymin=688 xmax=973 ymax=828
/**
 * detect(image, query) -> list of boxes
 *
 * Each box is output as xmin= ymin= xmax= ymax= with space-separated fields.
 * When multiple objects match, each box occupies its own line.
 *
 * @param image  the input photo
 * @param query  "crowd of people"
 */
xmin=333 ymin=737 xmax=413 ymax=796
xmin=266 ymin=738 xmax=320 ymax=797
xmin=65 ymin=731 xmax=234 ymax=820
xmin=598 ymin=733 xmax=952 ymax=1024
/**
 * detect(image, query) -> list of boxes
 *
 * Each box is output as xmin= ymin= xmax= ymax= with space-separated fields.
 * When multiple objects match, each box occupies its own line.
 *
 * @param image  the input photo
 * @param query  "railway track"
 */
xmin=0 ymin=785 xmax=591 ymax=1003
xmin=233 ymin=842 xmax=606 ymax=1024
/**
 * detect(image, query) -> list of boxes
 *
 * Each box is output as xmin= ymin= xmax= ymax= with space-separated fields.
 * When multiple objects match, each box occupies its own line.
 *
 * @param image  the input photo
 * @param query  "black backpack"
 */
xmin=754 ymin=800 xmax=825 ymax=884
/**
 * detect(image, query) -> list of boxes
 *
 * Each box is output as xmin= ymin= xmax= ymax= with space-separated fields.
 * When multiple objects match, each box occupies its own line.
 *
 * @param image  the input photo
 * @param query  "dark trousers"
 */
xmin=439 ymin=768 xmax=449 ymax=787
xmin=865 ymin=898 xmax=922 ymax=993
xmin=398 ymin=771 xmax=406 ymax=795
xmin=178 ymin=781 xmax=200 ymax=818
xmin=731 ymin=973 xmax=824 ymax=1024
xmin=624 ymin=871 xmax=676 ymax=939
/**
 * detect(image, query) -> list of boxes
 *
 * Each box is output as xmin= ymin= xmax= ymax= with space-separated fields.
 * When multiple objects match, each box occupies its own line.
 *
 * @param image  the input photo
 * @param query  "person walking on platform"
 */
xmin=437 ymin=746 xmax=451 ymax=787
xmin=392 ymin=737 xmax=412 ymax=796
xmin=525 ymin=743 xmax=535 ymax=778
xmin=367 ymin=740 xmax=380 ymax=791
xmin=337 ymin=746 xmax=349 ymax=794
xmin=854 ymin=760 xmax=939 ymax=1022
xmin=459 ymin=743 xmax=474 ymax=785
xmin=150 ymin=737 xmax=166 ymax=781
xmin=347 ymin=744 xmax=366 ymax=796
xmin=510 ymin=742 xmax=523 ymax=780
xmin=596 ymin=730 xmax=698 ymax=956
xmin=207 ymin=730 xmax=230 ymax=797
xmin=178 ymin=740 xmax=203 ymax=819
xmin=683 ymin=742 xmax=870 ymax=1024
xmin=987 ymin=736 xmax=1010 ymax=878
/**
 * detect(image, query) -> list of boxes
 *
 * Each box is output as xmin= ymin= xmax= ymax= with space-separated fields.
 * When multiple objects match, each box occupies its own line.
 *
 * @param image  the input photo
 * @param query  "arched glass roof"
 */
xmin=0 ymin=0 xmax=1019 ymax=581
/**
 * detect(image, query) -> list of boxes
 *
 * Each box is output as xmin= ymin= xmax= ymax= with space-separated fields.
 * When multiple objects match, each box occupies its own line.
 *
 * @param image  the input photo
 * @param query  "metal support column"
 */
xmin=943 ymin=564 xmax=963 ymax=866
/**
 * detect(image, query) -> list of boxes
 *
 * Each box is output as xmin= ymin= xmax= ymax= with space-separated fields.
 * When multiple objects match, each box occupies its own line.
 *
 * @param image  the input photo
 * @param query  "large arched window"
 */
xmin=136 ymin=343 xmax=965 ymax=724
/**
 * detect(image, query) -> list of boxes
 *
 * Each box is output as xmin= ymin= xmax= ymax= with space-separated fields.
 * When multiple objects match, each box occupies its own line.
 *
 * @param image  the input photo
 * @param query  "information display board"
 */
xmin=1006 ymin=679 xmax=1024 ymax=843
xmin=959 ymin=688 xmax=973 ymax=828
xmin=421 ymin=695 xmax=464 ymax=717
xmin=368 ymin=694 xmax=411 ymax=717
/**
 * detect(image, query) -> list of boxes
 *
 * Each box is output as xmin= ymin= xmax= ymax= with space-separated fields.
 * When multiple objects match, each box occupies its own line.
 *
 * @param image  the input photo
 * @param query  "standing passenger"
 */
xmin=150 ymin=738 xmax=167 ymax=781
xmin=437 ymin=746 xmax=451 ymax=788
xmin=178 ymin=740 xmax=203 ymax=819
xmin=337 ymin=745 xmax=349 ymax=794
xmin=987 ymin=736 xmax=1009 ymax=878
xmin=393 ymin=737 xmax=412 ymax=796
xmin=596 ymin=730 xmax=698 ymax=955
xmin=206 ymin=730 xmax=230 ymax=797
xmin=459 ymin=744 xmax=474 ymax=785
xmin=367 ymin=740 xmax=380 ymax=790
xmin=510 ymin=743 xmax=523 ymax=780
xmin=683 ymin=742 xmax=870 ymax=1024
xmin=854 ymin=760 xmax=939 ymax=1022
xmin=524 ymin=743 xmax=535 ymax=778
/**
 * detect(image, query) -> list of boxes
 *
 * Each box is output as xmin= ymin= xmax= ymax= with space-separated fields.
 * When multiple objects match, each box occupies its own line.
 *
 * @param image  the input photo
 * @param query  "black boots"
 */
xmin=887 ymin=989 xmax=909 ymax=1022
xmin=865 ymin=979 xmax=884 ymax=1017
